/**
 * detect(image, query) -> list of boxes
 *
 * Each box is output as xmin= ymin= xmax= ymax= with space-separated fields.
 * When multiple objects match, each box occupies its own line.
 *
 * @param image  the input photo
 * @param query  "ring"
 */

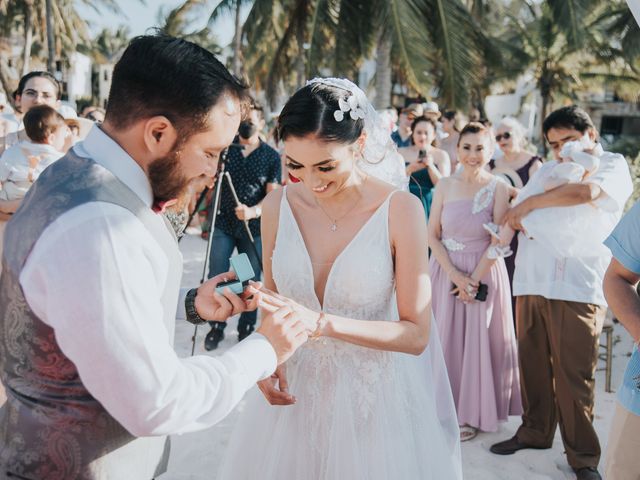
xmin=466 ymin=285 xmax=474 ymax=294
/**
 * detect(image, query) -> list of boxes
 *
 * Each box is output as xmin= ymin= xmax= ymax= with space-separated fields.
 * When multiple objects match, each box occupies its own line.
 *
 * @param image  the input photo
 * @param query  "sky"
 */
xmin=76 ymin=0 xmax=241 ymax=47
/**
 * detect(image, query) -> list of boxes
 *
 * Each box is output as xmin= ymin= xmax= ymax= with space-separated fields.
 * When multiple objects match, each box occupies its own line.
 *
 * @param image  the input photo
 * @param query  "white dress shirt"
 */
xmin=513 ymin=145 xmax=633 ymax=306
xmin=19 ymin=126 xmax=277 ymax=437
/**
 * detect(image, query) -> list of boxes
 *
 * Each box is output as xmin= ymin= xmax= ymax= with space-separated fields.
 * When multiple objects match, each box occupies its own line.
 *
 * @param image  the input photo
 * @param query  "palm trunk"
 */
xmin=539 ymin=68 xmax=551 ymax=157
xmin=540 ymin=91 xmax=550 ymax=157
xmin=295 ymin=27 xmax=306 ymax=88
xmin=231 ymin=0 xmax=242 ymax=77
xmin=46 ymin=0 xmax=55 ymax=73
xmin=0 ymin=59 xmax=15 ymax=108
xmin=374 ymin=28 xmax=392 ymax=110
xmin=21 ymin=3 xmax=33 ymax=76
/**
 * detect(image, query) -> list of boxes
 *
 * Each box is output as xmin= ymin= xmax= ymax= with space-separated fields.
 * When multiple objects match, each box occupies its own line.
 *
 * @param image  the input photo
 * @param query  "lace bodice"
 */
xmin=271 ymin=188 xmax=398 ymax=417
xmin=272 ymin=188 xmax=397 ymax=321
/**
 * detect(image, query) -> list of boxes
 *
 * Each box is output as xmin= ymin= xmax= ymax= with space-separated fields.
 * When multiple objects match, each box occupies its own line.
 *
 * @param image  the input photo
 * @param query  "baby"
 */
xmin=0 ymin=105 xmax=67 ymax=201
xmin=485 ymin=135 xmax=599 ymax=258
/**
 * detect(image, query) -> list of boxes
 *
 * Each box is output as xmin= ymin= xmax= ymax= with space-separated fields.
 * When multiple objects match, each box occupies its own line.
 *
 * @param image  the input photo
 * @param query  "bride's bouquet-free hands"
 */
xmin=248 ymin=285 xmax=325 ymax=406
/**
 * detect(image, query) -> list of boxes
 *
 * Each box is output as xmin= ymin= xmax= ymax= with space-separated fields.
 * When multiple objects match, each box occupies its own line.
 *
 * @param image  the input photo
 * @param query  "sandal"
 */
xmin=460 ymin=425 xmax=478 ymax=442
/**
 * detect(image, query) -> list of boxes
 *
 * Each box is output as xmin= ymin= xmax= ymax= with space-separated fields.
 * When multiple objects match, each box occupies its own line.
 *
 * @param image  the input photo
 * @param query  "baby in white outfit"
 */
xmin=0 ymin=105 xmax=67 ymax=201
xmin=485 ymin=135 xmax=600 ymax=258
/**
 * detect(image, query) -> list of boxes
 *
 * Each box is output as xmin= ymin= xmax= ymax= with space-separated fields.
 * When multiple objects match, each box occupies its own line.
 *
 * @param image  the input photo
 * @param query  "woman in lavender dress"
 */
xmin=428 ymin=122 xmax=522 ymax=441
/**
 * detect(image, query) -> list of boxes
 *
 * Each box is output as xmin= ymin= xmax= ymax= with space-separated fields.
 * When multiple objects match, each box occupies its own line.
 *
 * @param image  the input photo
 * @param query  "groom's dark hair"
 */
xmin=105 ymin=32 xmax=248 ymax=140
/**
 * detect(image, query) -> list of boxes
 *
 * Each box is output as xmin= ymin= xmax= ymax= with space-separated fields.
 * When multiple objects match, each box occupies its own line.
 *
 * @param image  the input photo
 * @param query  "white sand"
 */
xmin=163 ymin=233 xmax=634 ymax=479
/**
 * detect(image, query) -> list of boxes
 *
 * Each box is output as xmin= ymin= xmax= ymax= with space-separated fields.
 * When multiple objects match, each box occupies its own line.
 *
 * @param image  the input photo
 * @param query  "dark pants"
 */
xmin=515 ymin=295 xmax=605 ymax=470
xmin=208 ymin=228 xmax=262 ymax=333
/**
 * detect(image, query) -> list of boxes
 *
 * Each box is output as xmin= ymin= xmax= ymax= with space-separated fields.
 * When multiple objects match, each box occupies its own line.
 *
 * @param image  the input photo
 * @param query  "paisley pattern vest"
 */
xmin=0 ymin=150 xmax=182 ymax=479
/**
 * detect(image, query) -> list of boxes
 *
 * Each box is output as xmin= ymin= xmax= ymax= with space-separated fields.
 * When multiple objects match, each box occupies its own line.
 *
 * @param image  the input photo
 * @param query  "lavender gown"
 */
xmin=429 ymin=178 xmax=522 ymax=431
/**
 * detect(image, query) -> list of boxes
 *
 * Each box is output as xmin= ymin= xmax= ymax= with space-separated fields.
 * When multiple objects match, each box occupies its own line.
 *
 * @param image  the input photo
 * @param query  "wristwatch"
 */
xmin=185 ymin=288 xmax=206 ymax=325
xmin=254 ymin=205 xmax=262 ymax=218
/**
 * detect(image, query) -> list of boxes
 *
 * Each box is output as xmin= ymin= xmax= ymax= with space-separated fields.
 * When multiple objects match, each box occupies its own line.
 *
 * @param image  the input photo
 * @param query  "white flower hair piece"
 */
xmin=334 ymin=94 xmax=366 ymax=122
xmin=306 ymin=77 xmax=408 ymax=190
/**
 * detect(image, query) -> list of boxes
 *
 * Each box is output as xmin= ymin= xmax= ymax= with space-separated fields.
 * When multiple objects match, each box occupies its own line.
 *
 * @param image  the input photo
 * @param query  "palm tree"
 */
xmin=85 ymin=26 xmax=130 ymax=65
xmin=208 ymin=0 xmax=254 ymax=77
xmin=158 ymin=1 xmax=222 ymax=54
xmin=239 ymin=0 xmax=486 ymax=110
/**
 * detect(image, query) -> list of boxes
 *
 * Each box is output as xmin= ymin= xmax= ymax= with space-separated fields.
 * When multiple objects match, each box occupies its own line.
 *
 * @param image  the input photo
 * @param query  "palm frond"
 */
xmin=546 ymin=0 xmax=600 ymax=47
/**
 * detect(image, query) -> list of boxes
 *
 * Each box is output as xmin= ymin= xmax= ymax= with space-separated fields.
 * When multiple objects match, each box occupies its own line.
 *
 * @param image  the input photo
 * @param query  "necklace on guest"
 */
xmin=315 ymin=176 xmax=367 ymax=232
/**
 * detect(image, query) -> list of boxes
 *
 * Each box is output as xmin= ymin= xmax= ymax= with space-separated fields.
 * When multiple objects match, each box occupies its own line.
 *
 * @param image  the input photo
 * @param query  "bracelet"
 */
xmin=185 ymin=288 xmax=206 ymax=326
xmin=309 ymin=312 xmax=326 ymax=340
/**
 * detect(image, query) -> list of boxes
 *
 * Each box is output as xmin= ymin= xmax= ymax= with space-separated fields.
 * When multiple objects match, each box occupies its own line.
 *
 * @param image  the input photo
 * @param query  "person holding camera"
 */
xmin=399 ymin=116 xmax=450 ymax=221
xmin=428 ymin=122 xmax=521 ymax=442
xmin=205 ymin=101 xmax=281 ymax=350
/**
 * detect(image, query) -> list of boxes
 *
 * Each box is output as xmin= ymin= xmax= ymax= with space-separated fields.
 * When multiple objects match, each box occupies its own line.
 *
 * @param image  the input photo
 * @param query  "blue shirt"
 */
xmin=604 ymin=201 xmax=640 ymax=416
xmin=391 ymin=130 xmax=411 ymax=149
xmin=215 ymin=141 xmax=281 ymax=238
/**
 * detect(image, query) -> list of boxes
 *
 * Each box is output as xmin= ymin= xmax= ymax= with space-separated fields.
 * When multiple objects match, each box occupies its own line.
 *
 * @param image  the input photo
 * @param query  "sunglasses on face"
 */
xmin=495 ymin=132 xmax=511 ymax=142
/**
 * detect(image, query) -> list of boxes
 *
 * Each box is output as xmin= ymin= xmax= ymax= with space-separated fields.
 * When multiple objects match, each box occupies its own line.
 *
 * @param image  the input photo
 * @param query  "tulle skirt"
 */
xmin=218 ymin=322 xmax=462 ymax=480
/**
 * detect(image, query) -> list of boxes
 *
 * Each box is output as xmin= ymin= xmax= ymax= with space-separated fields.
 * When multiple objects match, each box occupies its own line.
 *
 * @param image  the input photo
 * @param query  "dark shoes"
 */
xmin=204 ymin=327 xmax=225 ymax=351
xmin=205 ymin=325 xmax=254 ymax=350
xmin=574 ymin=467 xmax=601 ymax=480
xmin=489 ymin=436 xmax=550 ymax=455
xmin=238 ymin=326 xmax=254 ymax=342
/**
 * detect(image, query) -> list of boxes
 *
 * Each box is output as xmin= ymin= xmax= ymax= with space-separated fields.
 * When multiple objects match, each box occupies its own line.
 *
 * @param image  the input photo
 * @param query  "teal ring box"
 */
xmin=214 ymin=253 xmax=256 ymax=295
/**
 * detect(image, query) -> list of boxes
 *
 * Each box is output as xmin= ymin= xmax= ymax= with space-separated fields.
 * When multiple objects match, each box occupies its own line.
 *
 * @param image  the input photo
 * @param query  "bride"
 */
xmin=218 ymin=78 xmax=461 ymax=479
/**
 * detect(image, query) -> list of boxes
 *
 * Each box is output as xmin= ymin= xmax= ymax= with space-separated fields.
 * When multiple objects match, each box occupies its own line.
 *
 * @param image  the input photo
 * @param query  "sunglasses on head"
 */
xmin=495 ymin=132 xmax=511 ymax=142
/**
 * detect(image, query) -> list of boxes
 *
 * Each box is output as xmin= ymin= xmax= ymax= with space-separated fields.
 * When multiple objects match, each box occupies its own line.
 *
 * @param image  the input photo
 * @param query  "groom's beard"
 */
xmin=148 ymin=149 xmax=190 ymax=205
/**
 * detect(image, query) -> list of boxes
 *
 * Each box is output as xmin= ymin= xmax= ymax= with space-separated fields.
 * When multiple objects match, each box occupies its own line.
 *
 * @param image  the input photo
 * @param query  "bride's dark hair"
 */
xmin=276 ymin=83 xmax=364 ymax=144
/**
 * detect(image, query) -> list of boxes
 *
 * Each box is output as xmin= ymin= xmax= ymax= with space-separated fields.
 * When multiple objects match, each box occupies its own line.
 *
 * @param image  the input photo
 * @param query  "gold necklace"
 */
xmin=315 ymin=177 xmax=367 ymax=232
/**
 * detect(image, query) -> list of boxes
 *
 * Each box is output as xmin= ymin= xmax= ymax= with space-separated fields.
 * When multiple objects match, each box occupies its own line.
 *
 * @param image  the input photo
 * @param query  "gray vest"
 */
xmin=0 ymin=150 xmax=182 ymax=479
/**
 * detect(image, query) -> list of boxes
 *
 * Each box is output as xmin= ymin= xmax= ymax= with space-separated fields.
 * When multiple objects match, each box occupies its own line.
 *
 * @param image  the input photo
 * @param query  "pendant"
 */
xmin=330 ymin=223 xmax=338 ymax=232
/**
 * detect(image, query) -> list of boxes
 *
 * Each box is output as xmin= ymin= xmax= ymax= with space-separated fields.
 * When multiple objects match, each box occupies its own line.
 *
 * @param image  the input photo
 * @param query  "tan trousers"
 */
xmin=515 ymin=295 xmax=605 ymax=470
xmin=605 ymin=403 xmax=640 ymax=480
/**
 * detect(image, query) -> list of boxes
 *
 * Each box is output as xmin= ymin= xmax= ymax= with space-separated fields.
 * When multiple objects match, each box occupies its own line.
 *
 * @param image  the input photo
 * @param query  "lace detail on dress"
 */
xmin=472 ymin=177 xmax=498 ymax=214
xmin=442 ymin=238 xmax=466 ymax=252
xmin=272 ymin=187 xmax=398 ymax=427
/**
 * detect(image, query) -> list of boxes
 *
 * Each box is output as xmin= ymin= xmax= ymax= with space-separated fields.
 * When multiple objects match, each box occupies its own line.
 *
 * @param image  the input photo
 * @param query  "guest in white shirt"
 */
xmin=490 ymin=106 xmax=633 ymax=480
xmin=0 ymin=33 xmax=308 ymax=479
xmin=0 ymin=72 xmax=63 ymax=222
xmin=0 ymin=71 xmax=61 ymax=155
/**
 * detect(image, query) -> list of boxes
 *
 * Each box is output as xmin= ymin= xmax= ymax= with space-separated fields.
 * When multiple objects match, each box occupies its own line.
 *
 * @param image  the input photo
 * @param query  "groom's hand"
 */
xmin=257 ymin=365 xmax=296 ymax=406
xmin=256 ymin=304 xmax=308 ymax=364
xmin=195 ymin=272 xmax=263 ymax=321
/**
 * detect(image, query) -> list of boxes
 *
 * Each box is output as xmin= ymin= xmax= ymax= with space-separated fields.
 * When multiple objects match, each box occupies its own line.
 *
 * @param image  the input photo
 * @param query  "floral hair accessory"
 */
xmin=333 ymin=94 xmax=366 ymax=122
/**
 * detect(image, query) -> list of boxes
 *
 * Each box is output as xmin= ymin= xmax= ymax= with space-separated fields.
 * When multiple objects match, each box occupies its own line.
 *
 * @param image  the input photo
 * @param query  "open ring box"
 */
xmin=214 ymin=253 xmax=256 ymax=295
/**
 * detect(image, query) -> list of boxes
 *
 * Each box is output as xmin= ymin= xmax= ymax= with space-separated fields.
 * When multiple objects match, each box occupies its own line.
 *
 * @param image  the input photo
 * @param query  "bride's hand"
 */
xmin=257 ymin=364 xmax=296 ymax=406
xmin=247 ymin=284 xmax=320 ymax=334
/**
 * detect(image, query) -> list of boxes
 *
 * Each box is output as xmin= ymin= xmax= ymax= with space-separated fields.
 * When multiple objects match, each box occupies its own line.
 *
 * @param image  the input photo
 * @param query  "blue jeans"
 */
xmin=208 ymin=229 xmax=262 ymax=333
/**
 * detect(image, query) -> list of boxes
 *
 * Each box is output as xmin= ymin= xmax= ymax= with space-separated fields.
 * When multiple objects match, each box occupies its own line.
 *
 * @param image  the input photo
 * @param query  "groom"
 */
xmin=0 ymin=34 xmax=307 ymax=479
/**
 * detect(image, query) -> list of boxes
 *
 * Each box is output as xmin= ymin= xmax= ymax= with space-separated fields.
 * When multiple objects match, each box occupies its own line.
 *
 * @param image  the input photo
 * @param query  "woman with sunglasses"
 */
xmin=489 ymin=117 xmax=542 ymax=319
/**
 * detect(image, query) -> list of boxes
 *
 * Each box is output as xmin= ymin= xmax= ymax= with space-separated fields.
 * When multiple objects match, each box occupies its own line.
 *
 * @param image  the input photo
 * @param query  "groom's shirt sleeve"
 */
xmin=19 ymin=201 xmax=277 ymax=437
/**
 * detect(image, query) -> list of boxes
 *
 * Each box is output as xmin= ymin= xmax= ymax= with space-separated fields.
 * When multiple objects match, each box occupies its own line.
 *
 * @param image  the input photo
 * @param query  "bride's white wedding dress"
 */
xmin=218 ymin=188 xmax=462 ymax=479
